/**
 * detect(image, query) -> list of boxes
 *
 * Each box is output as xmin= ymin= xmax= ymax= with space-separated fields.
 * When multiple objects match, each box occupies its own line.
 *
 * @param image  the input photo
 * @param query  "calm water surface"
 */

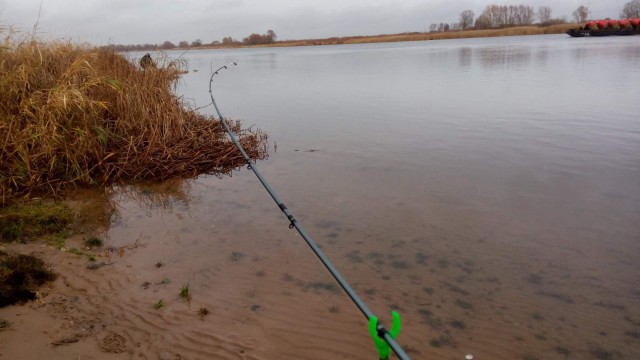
xmin=115 ymin=35 xmax=640 ymax=359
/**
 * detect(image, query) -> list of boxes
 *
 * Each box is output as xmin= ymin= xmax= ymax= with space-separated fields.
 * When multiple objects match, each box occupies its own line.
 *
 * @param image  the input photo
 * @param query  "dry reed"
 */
xmin=0 ymin=33 xmax=268 ymax=205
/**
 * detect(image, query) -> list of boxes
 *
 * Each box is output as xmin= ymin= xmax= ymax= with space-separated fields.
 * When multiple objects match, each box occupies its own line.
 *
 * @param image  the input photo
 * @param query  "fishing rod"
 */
xmin=208 ymin=63 xmax=411 ymax=360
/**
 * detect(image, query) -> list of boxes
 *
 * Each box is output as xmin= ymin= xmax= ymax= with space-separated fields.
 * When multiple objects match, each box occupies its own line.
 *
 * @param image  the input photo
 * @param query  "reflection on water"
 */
xmin=459 ymin=43 xmax=549 ymax=70
xmin=477 ymin=45 xmax=532 ymax=68
xmin=111 ymin=179 xmax=193 ymax=214
xmin=458 ymin=47 xmax=472 ymax=68
xmin=110 ymin=35 xmax=640 ymax=359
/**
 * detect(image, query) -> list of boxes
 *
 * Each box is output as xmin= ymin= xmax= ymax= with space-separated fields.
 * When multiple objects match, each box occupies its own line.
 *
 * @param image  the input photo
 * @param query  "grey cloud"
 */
xmin=0 ymin=0 xmax=630 ymax=45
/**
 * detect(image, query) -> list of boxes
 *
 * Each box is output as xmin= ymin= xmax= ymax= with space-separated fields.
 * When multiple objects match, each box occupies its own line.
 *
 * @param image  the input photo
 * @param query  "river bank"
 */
xmin=189 ymin=24 xmax=577 ymax=50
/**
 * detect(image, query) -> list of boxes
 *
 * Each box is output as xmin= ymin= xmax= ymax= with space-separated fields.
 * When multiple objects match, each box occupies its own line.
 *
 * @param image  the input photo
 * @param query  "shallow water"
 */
xmin=94 ymin=36 xmax=640 ymax=359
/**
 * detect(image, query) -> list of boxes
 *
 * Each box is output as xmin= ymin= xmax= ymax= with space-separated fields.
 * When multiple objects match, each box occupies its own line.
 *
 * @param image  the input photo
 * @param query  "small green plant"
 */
xmin=46 ymin=233 xmax=67 ymax=249
xmin=534 ymin=333 xmax=547 ymax=341
xmin=436 ymin=258 xmax=449 ymax=268
xmin=625 ymin=330 xmax=640 ymax=339
xmin=229 ymin=251 xmax=244 ymax=262
xmin=415 ymin=252 xmax=429 ymax=264
xmin=180 ymin=283 xmax=191 ymax=300
xmin=555 ymin=346 xmax=571 ymax=358
xmin=364 ymin=288 xmax=376 ymax=295
xmin=450 ymin=320 xmax=466 ymax=330
xmin=537 ymin=290 xmax=574 ymax=304
xmin=429 ymin=334 xmax=454 ymax=348
xmin=521 ymin=355 xmax=539 ymax=360
xmin=345 ymin=251 xmax=363 ymax=263
xmin=153 ymin=299 xmax=164 ymax=309
xmin=422 ymin=287 xmax=434 ymax=294
xmin=429 ymin=338 xmax=443 ymax=348
xmin=526 ymin=274 xmax=543 ymax=285
xmin=305 ymin=281 xmax=339 ymax=293
xmin=455 ymin=299 xmax=473 ymax=310
xmin=390 ymin=260 xmax=409 ymax=269
xmin=589 ymin=345 xmax=615 ymax=360
xmin=199 ymin=307 xmax=209 ymax=318
xmin=155 ymin=277 xmax=171 ymax=285
xmin=532 ymin=312 xmax=544 ymax=321
xmin=0 ymin=319 xmax=10 ymax=328
xmin=87 ymin=254 xmax=97 ymax=262
xmin=84 ymin=236 xmax=103 ymax=247
xmin=68 ymin=247 xmax=84 ymax=256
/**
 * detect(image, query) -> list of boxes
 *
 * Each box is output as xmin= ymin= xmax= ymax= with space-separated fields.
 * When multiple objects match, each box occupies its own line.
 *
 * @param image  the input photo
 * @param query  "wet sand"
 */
xmin=1 ymin=172 xmax=638 ymax=359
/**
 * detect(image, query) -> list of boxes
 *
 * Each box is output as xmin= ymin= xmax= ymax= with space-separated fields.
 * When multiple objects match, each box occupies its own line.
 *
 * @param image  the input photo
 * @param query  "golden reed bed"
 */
xmin=0 ymin=33 xmax=268 ymax=205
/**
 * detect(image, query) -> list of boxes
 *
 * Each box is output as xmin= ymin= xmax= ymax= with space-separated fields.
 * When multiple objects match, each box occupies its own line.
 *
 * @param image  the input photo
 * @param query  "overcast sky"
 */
xmin=0 ymin=0 xmax=629 ymax=45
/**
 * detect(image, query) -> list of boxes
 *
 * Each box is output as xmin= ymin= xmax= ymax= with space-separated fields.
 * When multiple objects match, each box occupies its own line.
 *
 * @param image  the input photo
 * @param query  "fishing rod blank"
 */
xmin=208 ymin=63 xmax=410 ymax=360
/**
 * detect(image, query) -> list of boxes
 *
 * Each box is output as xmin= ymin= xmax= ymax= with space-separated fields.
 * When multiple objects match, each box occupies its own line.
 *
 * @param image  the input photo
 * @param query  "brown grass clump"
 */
xmin=0 ymin=252 xmax=57 ymax=307
xmin=0 ymin=33 xmax=267 ymax=205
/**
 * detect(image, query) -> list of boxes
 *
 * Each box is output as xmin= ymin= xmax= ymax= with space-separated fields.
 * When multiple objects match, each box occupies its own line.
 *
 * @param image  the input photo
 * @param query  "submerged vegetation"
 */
xmin=84 ymin=236 xmax=103 ymax=247
xmin=0 ymin=31 xmax=268 ymax=205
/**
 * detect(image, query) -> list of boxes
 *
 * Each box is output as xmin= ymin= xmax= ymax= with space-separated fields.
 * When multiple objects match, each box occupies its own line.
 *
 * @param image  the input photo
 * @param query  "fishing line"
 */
xmin=208 ymin=63 xmax=410 ymax=360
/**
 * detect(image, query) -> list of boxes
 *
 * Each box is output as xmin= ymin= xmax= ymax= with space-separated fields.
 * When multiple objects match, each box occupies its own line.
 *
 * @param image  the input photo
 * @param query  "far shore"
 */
xmin=181 ymin=23 xmax=578 ymax=51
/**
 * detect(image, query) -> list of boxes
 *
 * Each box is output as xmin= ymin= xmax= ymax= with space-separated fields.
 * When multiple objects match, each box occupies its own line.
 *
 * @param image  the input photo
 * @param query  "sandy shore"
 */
xmin=1 ymin=180 xmax=639 ymax=359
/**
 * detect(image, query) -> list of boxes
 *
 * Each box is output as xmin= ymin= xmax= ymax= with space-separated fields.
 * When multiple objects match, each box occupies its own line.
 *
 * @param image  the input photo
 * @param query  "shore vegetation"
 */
xmin=0 ymin=31 xmax=268 ymax=206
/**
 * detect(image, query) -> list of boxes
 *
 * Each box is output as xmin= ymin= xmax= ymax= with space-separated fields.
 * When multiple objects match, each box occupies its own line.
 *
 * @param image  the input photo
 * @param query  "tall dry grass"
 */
xmin=0 ymin=33 xmax=267 ymax=205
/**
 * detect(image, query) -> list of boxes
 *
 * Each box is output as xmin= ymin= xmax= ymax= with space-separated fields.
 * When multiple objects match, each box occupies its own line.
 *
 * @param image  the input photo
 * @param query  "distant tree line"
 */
xmin=101 ymin=30 xmax=276 ymax=52
xmin=474 ymin=5 xmax=536 ymax=29
xmin=429 ymin=4 xmax=568 ymax=34
xmin=428 ymin=2 xmax=640 ymax=34
xmin=620 ymin=0 xmax=640 ymax=18
xmin=242 ymin=30 xmax=277 ymax=45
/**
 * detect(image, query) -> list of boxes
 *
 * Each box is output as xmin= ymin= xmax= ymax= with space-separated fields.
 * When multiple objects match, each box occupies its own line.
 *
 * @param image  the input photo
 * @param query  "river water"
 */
xmin=105 ymin=35 xmax=640 ymax=359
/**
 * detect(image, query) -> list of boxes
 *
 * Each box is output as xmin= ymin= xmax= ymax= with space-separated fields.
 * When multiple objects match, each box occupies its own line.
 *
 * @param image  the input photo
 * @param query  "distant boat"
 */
xmin=567 ymin=19 xmax=640 ymax=37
